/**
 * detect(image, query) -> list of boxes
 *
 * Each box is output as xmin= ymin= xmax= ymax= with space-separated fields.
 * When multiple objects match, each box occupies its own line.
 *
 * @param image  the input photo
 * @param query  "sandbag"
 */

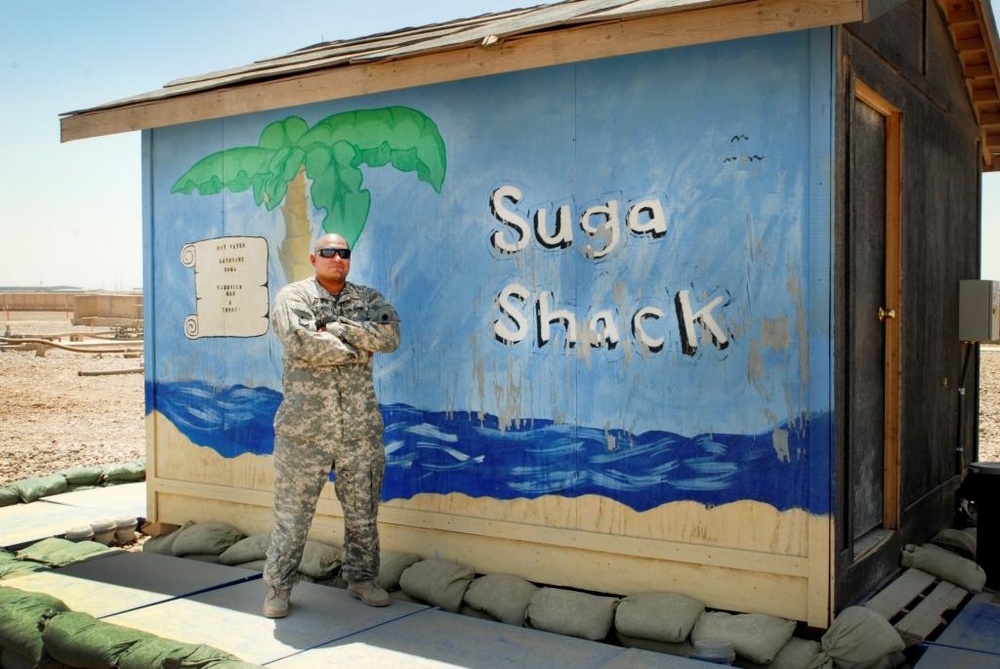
xmin=901 ymin=543 xmax=986 ymax=592
xmin=399 ymin=559 xmax=475 ymax=612
xmin=15 ymin=537 xmax=110 ymax=567
xmin=929 ymin=529 xmax=976 ymax=560
xmin=55 ymin=466 xmax=106 ymax=487
xmin=298 ymin=541 xmax=340 ymax=579
xmin=0 ymin=485 xmax=20 ymax=507
xmin=170 ymin=522 xmax=244 ymax=557
xmin=806 ymin=606 xmax=905 ymax=669
xmin=376 ymin=551 xmax=422 ymax=592
xmin=0 ymin=648 xmax=69 ymax=669
xmin=10 ymin=474 xmax=68 ymax=503
xmin=614 ymin=592 xmax=705 ymax=644
xmin=101 ymin=460 xmax=146 ymax=484
xmin=616 ymin=632 xmax=694 ymax=657
xmin=42 ymin=611 xmax=147 ymax=668
xmin=0 ymin=587 xmax=69 ymax=666
xmin=463 ymin=573 xmax=538 ymax=626
xmin=218 ymin=532 xmax=340 ymax=579
xmin=0 ymin=550 xmax=50 ymax=580
xmin=143 ymin=521 xmax=194 ymax=556
xmin=691 ymin=611 xmax=796 ymax=665
xmin=735 ymin=636 xmax=822 ymax=669
xmin=118 ymin=637 xmax=239 ymax=669
xmin=525 ymin=587 xmax=619 ymax=641
xmin=217 ymin=532 xmax=270 ymax=565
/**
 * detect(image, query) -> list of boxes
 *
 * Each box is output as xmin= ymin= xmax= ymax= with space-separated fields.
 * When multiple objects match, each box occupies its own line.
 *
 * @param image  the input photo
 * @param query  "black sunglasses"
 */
xmin=316 ymin=247 xmax=351 ymax=259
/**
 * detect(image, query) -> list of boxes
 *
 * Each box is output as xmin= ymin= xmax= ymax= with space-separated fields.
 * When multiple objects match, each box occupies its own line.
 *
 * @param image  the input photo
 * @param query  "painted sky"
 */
xmin=1 ymin=0 xmax=998 ymax=290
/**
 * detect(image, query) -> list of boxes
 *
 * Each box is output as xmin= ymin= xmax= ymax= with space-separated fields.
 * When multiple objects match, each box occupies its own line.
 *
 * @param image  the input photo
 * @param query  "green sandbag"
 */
xmin=42 ymin=611 xmax=148 ymax=668
xmin=0 ymin=587 xmax=69 ymax=665
xmin=9 ymin=474 xmax=69 ymax=503
xmin=183 ymin=659 xmax=267 ymax=669
xmin=0 ymin=485 xmax=20 ymax=507
xmin=102 ymin=460 xmax=146 ymax=484
xmin=15 ymin=537 xmax=110 ymax=567
xmin=55 ymin=466 xmax=106 ymax=487
xmin=0 ymin=555 xmax=50 ymax=579
xmin=118 ymin=638 xmax=238 ymax=669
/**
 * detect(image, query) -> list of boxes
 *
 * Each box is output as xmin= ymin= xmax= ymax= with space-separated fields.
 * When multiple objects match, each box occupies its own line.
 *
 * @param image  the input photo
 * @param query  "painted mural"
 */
xmin=146 ymin=31 xmax=832 ymax=521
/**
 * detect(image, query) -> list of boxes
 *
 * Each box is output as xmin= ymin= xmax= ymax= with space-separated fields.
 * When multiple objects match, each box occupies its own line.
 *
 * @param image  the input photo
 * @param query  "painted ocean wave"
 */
xmin=148 ymin=380 xmax=826 ymax=513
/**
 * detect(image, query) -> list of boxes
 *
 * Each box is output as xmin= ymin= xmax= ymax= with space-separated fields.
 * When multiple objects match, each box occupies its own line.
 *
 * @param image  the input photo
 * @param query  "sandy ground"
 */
xmin=1 ymin=313 xmax=998 ymax=486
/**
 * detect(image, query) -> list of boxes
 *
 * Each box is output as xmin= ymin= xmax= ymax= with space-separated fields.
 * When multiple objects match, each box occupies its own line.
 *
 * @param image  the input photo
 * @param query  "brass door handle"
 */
xmin=878 ymin=307 xmax=896 ymax=322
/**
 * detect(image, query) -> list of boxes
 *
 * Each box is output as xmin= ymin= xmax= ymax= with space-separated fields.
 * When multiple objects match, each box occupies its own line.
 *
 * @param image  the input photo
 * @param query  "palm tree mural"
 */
xmin=172 ymin=106 xmax=447 ymax=281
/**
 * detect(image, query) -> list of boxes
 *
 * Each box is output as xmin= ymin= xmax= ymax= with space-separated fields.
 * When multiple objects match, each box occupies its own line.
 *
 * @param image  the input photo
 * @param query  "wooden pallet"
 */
xmin=864 ymin=568 xmax=970 ymax=646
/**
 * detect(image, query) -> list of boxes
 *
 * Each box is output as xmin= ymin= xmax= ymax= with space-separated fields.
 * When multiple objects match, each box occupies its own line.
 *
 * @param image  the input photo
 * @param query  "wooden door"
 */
xmin=846 ymin=81 xmax=902 ymax=556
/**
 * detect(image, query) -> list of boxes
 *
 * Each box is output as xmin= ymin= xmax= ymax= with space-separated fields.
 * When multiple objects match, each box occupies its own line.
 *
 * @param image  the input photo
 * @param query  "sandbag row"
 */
xmin=142 ymin=522 xmax=907 ymax=667
xmin=0 ymin=585 xmax=262 ymax=669
xmin=0 ymin=460 xmax=146 ymax=507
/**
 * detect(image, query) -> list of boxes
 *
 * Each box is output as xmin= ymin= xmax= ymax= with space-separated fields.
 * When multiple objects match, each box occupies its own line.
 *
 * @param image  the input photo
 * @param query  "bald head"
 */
xmin=311 ymin=234 xmax=352 ymax=293
xmin=314 ymin=233 xmax=349 ymax=252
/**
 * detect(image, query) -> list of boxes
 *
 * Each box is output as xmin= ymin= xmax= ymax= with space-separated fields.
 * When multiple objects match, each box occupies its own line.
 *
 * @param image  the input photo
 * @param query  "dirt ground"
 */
xmin=1 ymin=313 xmax=999 ymax=486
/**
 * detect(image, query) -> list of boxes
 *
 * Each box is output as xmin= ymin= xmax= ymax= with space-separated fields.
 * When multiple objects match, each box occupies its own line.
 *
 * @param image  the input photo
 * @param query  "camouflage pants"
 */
xmin=264 ymin=432 xmax=385 ymax=590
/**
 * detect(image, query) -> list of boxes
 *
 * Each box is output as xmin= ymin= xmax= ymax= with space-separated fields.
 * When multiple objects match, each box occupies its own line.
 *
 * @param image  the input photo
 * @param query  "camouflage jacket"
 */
xmin=271 ymin=278 xmax=400 ymax=441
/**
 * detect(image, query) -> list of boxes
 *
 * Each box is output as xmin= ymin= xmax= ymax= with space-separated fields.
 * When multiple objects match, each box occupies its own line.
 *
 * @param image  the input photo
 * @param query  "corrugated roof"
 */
xmin=58 ymin=0 xmax=1000 ymax=169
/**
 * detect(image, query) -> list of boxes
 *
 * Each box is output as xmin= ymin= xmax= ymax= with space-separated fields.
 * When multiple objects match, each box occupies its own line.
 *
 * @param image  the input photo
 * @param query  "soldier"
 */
xmin=262 ymin=233 xmax=400 ymax=618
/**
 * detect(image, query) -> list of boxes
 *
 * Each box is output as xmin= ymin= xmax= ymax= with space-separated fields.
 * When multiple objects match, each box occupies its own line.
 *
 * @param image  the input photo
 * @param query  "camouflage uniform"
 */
xmin=264 ymin=277 xmax=400 ymax=591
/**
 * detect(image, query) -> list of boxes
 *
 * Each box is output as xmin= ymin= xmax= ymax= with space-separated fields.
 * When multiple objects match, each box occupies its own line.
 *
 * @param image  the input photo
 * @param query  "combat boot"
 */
xmin=348 ymin=580 xmax=391 ymax=607
xmin=262 ymin=586 xmax=290 ymax=618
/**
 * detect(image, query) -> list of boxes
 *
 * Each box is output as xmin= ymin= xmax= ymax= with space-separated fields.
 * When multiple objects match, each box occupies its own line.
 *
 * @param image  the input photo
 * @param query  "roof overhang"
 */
xmin=936 ymin=0 xmax=1000 ymax=170
xmin=59 ymin=0 xmax=1000 ymax=170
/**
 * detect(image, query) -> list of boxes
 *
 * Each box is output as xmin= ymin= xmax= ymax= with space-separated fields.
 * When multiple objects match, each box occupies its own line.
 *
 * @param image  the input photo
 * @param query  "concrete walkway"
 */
xmin=0 ymin=483 xmax=710 ymax=668
xmin=4 ymin=483 xmax=1000 ymax=667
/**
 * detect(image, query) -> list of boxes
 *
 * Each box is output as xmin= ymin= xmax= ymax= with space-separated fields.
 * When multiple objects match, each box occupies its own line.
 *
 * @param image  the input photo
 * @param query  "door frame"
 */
xmin=853 ymin=78 xmax=902 ymax=535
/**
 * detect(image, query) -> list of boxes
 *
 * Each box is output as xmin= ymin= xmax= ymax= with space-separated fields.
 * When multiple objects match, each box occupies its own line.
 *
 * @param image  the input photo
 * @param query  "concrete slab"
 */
xmin=3 ymin=569 xmax=173 ymax=618
xmin=597 ymin=648 xmax=711 ymax=668
xmin=0 ymin=483 xmax=146 ymax=549
xmin=57 ymin=551 xmax=260 ymax=596
xmin=0 ymin=500 xmax=110 ymax=549
xmin=914 ymin=645 xmax=1000 ymax=668
xmin=268 ymin=608 xmax=633 ymax=669
xmin=3 ymin=552 xmax=259 ymax=617
xmin=913 ymin=592 xmax=1000 ymax=668
xmin=106 ymin=579 xmax=429 ymax=666
xmin=43 ymin=482 xmax=146 ymax=516
xmin=932 ymin=592 xmax=1000 ymax=654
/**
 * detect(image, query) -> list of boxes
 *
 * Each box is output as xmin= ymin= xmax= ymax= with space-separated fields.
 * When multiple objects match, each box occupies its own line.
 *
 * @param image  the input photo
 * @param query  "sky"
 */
xmin=1 ymin=0 xmax=998 ymax=290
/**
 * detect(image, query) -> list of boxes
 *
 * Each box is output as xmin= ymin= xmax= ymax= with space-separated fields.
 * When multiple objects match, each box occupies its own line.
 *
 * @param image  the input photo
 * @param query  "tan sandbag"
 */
xmin=525 ymin=587 xmax=619 ymax=641
xmin=170 ymin=522 xmax=244 ymax=557
xmin=143 ymin=520 xmax=195 ymax=555
xmin=616 ymin=632 xmax=694 ymax=657
xmin=217 ymin=532 xmax=270 ymax=565
xmin=929 ymin=529 xmax=976 ymax=560
xmin=691 ymin=611 xmax=796 ymax=665
xmin=735 ymin=636 xmax=821 ymax=669
xmin=376 ymin=552 xmax=422 ymax=591
xmin=901 ymin=543 xmax=985 ymax=592
xmin=614 ymin=592 xmax=705 ymax=644
xmin=399 ymin=559 xmax=474 ymax=612
xmin=217 ymin=532 xmax=339 ymax=579
xmin=298 ymin=541 xmax=340 ymax=579
xmin=463 ymin=573 xmax=538 ymax=626
xmin=806 ymin=606 xmax=905 ymax=669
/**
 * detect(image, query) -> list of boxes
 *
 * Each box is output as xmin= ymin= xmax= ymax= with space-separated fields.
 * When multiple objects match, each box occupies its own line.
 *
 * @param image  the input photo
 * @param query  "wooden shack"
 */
xmin=60 ymin=0 xmax=1000 ymax=627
